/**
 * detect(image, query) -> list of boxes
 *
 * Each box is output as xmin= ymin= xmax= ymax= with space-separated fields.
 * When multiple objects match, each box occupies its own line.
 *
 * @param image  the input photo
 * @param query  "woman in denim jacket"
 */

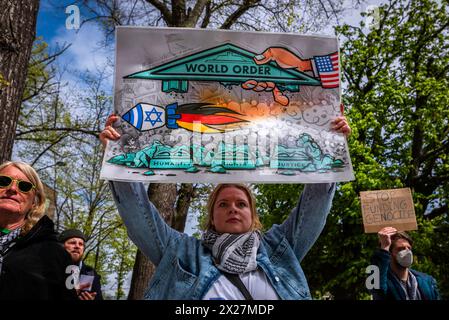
xmin=101 ymin=115 xmax=351 ymax=300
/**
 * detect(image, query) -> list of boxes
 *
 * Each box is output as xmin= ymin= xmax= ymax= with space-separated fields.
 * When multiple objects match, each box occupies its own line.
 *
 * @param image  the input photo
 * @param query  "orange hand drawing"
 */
xmin=242 ymin=47 xmax=312 ymax=106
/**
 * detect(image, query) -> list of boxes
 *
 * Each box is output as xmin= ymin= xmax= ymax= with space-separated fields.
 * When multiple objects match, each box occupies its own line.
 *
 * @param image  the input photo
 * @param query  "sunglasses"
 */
xmin=0 ymin=175 xmax=36 ymax=193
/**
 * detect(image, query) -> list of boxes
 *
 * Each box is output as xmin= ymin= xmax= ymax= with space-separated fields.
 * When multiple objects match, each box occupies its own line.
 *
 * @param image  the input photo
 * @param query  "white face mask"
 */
xmin=396 ymin=249 xmax=413 ymax=268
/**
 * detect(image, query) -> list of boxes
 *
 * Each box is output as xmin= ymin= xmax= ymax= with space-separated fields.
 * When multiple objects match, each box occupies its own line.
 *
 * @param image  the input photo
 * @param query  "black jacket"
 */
xmin=80 ymin=263 xmax=103 ymax=300
xmin=0 ymin=216 xmax=78 ymax=300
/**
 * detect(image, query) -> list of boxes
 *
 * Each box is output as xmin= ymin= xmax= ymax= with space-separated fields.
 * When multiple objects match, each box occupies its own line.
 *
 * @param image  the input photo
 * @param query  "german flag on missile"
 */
xmin=121 ymin=102 xmax=248 ymax=133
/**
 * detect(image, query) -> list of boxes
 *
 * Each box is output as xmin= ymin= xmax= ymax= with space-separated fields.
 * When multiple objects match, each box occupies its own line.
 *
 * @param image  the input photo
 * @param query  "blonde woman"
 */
xmin=0 ymin=161 xmax=77 ymax=300
xmin=101 ymin=115 xmax=351 ymax=300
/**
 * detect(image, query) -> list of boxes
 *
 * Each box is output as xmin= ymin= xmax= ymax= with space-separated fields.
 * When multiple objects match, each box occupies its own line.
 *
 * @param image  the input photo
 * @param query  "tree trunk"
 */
xmin=127 ymin=249 xmax=156 ymax=300
xmin=0 ymin=0 xmax=40 ymax=163
xmin=127 ymin=183 xmax=177 ymax=300
xmin=174 ymin=183 xmax=195 ymax=231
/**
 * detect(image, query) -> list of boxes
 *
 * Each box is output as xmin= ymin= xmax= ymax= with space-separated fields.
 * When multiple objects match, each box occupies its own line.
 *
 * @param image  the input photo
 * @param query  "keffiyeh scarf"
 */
xmin=0 ymin=228 xmax=21 ymax=273
xmin=202 ymin=230 xmax=261 ymax=274
xmin=395 ymin=270 xmax=421 ymax=300
xmin=404 ymin=271 xmax=421 ymax=300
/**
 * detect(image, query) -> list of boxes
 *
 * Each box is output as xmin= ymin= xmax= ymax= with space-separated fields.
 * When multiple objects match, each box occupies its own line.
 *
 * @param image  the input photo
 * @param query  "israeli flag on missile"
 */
xmin=121 ymin=103 xmax=180 ymax=131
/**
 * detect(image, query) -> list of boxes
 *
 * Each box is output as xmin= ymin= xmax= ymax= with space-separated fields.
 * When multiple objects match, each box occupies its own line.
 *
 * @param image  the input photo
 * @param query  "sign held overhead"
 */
xmin=360 ymin=188 xmax=417 ymax=233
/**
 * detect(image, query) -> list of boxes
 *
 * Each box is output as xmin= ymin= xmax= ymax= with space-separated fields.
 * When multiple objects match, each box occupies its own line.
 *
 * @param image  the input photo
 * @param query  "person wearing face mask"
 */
xmin=370 ymin=226 xmax=440 ymax=300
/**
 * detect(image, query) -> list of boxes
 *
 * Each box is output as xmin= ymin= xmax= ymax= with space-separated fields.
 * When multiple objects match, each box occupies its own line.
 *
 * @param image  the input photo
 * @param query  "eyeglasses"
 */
xmin=0 ymin=175 xmax=35 ymax=193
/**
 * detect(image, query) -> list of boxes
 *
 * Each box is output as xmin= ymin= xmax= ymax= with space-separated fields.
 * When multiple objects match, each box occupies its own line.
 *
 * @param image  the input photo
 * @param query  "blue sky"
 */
xmin=35 ymin=0 xmax=381 ymax=75
xmin=37 ymin=0 xmax=68 ymax=41
xmin=37 ymin=0 xmax=102 ymax=41
xmin=36 ymin=1 xmax=199 ymax=235
xmin=37 ymin=0 xmax=112 ymax=78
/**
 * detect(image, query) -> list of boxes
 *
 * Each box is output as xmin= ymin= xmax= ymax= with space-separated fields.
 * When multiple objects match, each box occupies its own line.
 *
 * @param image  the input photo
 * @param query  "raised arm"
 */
xmin=266 ymin=183 xmax=336 ymax=262
xmin=369 ymin=227 xmax=398 ymax=299
xmin=101 ymin=115 xmax=182 ymax=265
xmin=263 ymin=114 xmax=350 ymax=262
xmin=109 ymin=181 xmax=182 ymax=265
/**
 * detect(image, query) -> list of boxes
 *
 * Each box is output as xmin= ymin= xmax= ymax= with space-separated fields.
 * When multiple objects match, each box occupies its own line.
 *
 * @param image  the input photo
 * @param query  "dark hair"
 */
xmin=389 ymin=231 xmax=413 ymax=252
xmin=58 ymin=229 xmax=87 ymax=243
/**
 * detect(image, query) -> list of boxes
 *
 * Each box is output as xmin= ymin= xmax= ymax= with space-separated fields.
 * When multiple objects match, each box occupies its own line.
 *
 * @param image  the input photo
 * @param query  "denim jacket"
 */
xmin=110 ymin=181 xmax=335 ymax=300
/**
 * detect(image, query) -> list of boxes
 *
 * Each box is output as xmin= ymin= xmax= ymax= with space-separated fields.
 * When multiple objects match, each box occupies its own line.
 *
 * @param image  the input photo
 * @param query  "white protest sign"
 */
xmin=100 ymin=27 xmax=354 ymax=183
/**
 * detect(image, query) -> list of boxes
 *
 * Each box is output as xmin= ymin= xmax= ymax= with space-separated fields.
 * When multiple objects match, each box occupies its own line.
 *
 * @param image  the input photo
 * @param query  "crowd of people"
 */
xmin=0 ymin=161 xmax=103 ymax=300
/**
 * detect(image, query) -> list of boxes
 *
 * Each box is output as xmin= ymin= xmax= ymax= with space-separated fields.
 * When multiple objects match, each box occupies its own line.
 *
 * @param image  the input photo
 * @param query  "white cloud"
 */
xmin=47 ymin=22 xmax=114 ymax=108
xmin=51 ymin=23 xmax=112 ymax=74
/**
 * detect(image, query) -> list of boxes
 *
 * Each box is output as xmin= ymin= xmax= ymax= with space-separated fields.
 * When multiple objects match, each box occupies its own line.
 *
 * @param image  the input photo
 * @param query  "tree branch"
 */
xmin=29 ymin=43 xmax=72 ymax=68
xmin=173 ymin=183 xmax=196 ymax=231
xmin=146 ymin=0 xmax=172 ymax=25
xmin=15 ymin=127 xmax=99 ymax=138
xmin=220 ymin=0 xmax=261 ymax=30
xmin=200 ymin=1 xmax=211 ymax=28
xmin=30 ymin=135 xmax=68 ymax=166
xmin=185 ymin=0 xmax=209 ymax=27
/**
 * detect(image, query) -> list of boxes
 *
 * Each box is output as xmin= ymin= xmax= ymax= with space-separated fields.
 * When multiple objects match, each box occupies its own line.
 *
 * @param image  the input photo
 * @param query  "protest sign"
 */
xmin=360 ymin=188 xmax=417 ymax=233
xmin=100 ymin=27 xmax=354 ymax=183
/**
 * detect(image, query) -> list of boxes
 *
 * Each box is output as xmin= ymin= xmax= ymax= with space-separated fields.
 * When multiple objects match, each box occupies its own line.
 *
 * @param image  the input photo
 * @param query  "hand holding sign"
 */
xmin=332 ymin=116 xmax=352 ymax=137
xmin=377 ymin=226 xmax=398 ymax=251
xmin=100 ymin=114 xmax=121 ymax=148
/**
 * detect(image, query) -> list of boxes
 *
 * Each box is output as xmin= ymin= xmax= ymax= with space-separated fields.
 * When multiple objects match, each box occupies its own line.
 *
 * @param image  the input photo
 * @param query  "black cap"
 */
xmin=58 ymin=229 xmax=87 ymax=243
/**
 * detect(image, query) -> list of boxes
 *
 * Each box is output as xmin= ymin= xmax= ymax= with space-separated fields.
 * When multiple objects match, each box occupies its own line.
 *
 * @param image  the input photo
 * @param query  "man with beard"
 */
xmin=59 ymin=229 xmax=103 ymax=300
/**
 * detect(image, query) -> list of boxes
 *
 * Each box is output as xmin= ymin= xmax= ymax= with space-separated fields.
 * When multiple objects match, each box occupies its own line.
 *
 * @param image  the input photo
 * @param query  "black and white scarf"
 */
xmin=202 ymin=230 xmax=261 ymax=274
xmin=396 ymin=271 xmax=421 ymax=300
xmin=405 ymin=271 xmax=421 ymax=300
xmin=0 ymin=228 xmax=21 ymax=273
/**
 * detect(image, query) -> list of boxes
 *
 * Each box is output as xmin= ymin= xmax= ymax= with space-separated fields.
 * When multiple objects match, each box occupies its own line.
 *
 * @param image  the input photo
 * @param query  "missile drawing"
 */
xmin=121 ymin=102 xmax=248 ymax=133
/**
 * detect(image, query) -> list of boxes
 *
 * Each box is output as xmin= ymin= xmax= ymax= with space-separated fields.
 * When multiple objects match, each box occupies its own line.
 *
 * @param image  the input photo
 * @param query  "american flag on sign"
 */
xmin=313 ymin=52 xmax=340 ymax=88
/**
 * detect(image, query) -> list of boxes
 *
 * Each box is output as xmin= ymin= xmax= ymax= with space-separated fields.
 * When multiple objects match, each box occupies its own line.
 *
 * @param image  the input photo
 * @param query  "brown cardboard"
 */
xmin=360 ymin=188 xmax=417 ymax=233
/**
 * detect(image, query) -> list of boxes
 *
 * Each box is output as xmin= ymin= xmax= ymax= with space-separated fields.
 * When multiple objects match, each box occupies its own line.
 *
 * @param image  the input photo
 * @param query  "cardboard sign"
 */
xmin=100 ymin=27 xmax=355 ymax=183
xmin=360 ymin=188 xmax=417 ymax=233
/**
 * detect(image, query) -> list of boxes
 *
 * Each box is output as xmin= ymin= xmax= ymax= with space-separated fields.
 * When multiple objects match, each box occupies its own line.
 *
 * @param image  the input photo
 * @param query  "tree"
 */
xmin=256 ymin=0 xmax=449 ymax=299
xmin=0 ymin=0 xmax=40 ymax=163
xmin=335 ymin=0 xmax=448 ymax=299
xmin=14 ymin=40 xmax=137 ymax=297
xmin=78 ymin=0 xmax=348 ymax=41
xmin=104 ymin=221 xmax=136 ymax=299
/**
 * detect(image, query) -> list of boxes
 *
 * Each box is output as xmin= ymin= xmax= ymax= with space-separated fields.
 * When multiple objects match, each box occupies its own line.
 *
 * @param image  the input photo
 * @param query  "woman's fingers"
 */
xmin=100 ymin=128 xmax=121 ymax=145
xmin=332 ymin=116 xmax=352 ymax=137
xmin=105 ymin=114 xmax=119 ymax=127
xmin=100 ymin=114 xmax=121 ymax=147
